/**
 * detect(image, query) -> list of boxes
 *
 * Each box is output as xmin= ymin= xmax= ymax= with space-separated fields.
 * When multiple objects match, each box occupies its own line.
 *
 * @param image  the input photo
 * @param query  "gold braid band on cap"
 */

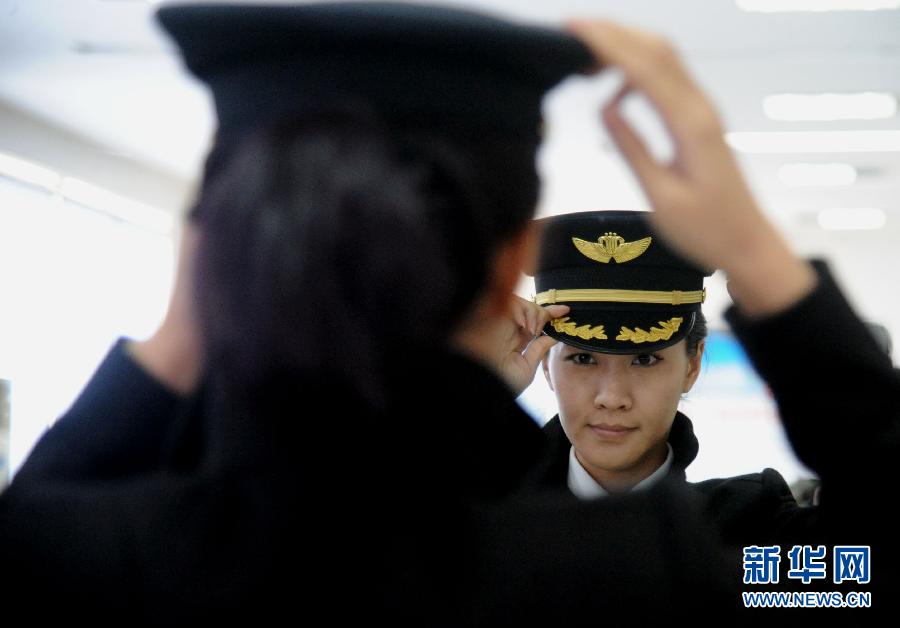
xmin=535 ymin=288 xmax=706 ymax=306
xmin=616 ymin=317 xmax=683 ymax=344
xmin=550 ymin=317 xmax=608 ymax=340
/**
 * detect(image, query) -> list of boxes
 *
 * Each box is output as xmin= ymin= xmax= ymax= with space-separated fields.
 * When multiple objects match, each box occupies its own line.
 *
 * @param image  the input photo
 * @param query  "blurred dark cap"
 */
xmin=156 ymin=2 xmax=593 ymax=149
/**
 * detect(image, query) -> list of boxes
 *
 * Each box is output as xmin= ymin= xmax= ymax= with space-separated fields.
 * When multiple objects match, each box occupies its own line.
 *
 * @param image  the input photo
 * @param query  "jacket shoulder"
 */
xmin=12 ymin=339 xmax=182 ymax=484
xmin=692 ymin=468 xmax=813 ymax=545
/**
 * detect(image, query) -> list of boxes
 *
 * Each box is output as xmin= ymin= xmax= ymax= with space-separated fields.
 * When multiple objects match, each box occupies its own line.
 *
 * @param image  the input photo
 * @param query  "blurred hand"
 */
xmin=568 ymin=20 xmax=815 ymax=316
xmin=126 ymin=221 xmax=204 ymax=394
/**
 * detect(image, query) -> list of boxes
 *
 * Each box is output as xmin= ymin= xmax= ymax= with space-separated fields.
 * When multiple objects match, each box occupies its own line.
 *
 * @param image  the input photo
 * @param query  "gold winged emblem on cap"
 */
xmin=572 ymin=233 xmax=652 ymax=264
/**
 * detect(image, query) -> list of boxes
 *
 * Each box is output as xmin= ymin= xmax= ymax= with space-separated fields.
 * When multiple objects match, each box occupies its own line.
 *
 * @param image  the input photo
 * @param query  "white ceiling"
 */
xmin=1 ymin=0 xmax=899 ymax=338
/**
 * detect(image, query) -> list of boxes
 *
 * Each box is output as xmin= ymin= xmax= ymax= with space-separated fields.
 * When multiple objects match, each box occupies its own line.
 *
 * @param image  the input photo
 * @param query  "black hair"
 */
xmin=685 ymin=309 xmax=708 ymax=357
xmin=191 ymin=105 xmax=539 ymax=409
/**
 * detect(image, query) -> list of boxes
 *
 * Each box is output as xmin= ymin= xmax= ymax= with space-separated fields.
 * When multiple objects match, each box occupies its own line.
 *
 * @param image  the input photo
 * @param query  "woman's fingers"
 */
xmin=510 ymin=295 xmax=537 ymax=335
xmin=540 ymin=304 xmax=570 ymax=329
xmin=567 ymin=20 xmax=697 ymax=110
xmin=522 ymin=335 xmax=558 ymax=374
xmin=601 ymin=85 xmax=669 ymax=199
xmin=567 ymin=20 xmax=722 ymax=152
xmin=525 ymin=303 xmax=539 ymax=336
xmin=512 ymin=300 xmax=528 ymax=329
xmin=566 ymin=18 xmax=817 ymax=316
xmin=510 ymin=296 xmax=569 ymax=336
xmin=533 ymin=304 xmax=570 ymax=336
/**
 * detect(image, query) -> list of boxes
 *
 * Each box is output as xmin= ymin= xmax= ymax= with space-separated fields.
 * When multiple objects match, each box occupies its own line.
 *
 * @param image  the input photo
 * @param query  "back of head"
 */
xmin=156 ymin=8 xmax=590 ymax=619
xmin=192 ymin=105 xmax=542 ymax=407
xmin=157 ymin=3 xmax=592 ymax=407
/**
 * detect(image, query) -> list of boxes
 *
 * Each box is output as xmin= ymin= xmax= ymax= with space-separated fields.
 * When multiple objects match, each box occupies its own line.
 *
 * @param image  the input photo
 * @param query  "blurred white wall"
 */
xmin=0 ymin=105 xmax=184 ymax=479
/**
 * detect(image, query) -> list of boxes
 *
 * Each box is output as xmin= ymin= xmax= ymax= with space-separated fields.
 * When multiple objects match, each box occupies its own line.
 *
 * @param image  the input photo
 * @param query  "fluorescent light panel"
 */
xmin=764 ymin=92 xmax=897 ymax=122
xmin=0 ymin=150 xmax=174 ymax=234
xmin=778 ymin=163 xmax=857 ymax=186
xmin=0 ymin=151 xmax=61 ymax=191
xmin=817 ymin=207 xmax=886 ymax=230
xmin=727 ymin=130 xmax=900 ymax=153
xmin=737 ymin=0 xmax=900 ymax=12
xmin=60 ymin=177 xmax=174 ymax=234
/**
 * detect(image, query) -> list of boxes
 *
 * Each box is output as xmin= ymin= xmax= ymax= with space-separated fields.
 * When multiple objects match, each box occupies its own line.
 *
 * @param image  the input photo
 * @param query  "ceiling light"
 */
xmin=60 ymin=177 xmax=174 ymax=234
xmin=726 ymin=131 xmax=900 ymax=153
xmin=0 ymin=152 xmax=61 ymax=191
xmin=778 ymin=163 xmax=857 ymax=186
xmin=0 ymin=152 xmax=173 ymax=234
xmin=737 ymin=0 xmax=900 ymax=12
xmin=763 ymin=92 xmax=897 ymax=121
xmin=817 ymin=207 xmax=886 ymax=230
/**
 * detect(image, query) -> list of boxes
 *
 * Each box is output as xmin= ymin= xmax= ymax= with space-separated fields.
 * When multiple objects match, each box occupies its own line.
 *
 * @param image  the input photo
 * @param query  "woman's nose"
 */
xmin=592 ymin=377 xmax=632 ymax=411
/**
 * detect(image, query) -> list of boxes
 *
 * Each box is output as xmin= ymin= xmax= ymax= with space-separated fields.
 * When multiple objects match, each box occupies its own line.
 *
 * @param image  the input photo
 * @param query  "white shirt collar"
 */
xmin=567 ymin=443 xmax=674 ymax=500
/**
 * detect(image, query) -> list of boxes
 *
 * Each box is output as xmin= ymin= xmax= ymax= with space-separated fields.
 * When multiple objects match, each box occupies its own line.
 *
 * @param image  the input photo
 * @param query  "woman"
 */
xmin=528 ymin=209 xmax=804 ymax=546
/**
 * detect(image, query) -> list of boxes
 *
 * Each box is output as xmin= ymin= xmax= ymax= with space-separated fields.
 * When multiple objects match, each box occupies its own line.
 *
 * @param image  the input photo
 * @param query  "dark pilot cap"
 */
xmin=155 ymin=2 xmax=594 ymax=147
xmin=531 ymin=211 xmax=712 ymax=354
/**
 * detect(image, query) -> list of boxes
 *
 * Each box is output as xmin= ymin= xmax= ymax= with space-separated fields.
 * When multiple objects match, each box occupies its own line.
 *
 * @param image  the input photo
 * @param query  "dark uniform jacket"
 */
xmin=0 ymin=353 xmax=739 ymax=626
xmin=2 ymin=264 xmax=897 ymax=624
xmin=536 ymin=412 xmax=812 ymax=548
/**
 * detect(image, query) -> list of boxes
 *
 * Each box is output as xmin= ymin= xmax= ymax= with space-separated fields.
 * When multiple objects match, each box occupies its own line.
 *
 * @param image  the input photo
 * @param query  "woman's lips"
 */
xmin=588 ymin=424 xmax=637 ymax=439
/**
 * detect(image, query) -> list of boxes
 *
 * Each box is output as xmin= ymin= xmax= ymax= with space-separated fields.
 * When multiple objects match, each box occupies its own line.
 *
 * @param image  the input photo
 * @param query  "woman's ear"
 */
xmin=683 ymin=338 xmax=705 ymax=393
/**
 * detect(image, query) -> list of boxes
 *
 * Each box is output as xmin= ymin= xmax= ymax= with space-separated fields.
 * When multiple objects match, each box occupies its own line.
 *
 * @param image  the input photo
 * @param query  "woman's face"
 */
xmin=542 ymin=338 xmax=703 ymax=491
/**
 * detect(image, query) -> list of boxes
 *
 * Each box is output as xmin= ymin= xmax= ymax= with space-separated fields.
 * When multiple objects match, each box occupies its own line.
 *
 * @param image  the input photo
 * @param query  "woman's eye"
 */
xmin=567 ymin=353 xmax=596 ymax=366
xmin=632 ymin=354 xmax=661 ymax=367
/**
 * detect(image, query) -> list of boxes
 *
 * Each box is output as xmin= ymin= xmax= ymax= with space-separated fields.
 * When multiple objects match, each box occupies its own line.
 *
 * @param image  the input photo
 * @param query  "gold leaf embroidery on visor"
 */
xmin=616 ymin=317 xmax=684 ymax=344
xmin=550 ymin=317 xmax=608 ymax=340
